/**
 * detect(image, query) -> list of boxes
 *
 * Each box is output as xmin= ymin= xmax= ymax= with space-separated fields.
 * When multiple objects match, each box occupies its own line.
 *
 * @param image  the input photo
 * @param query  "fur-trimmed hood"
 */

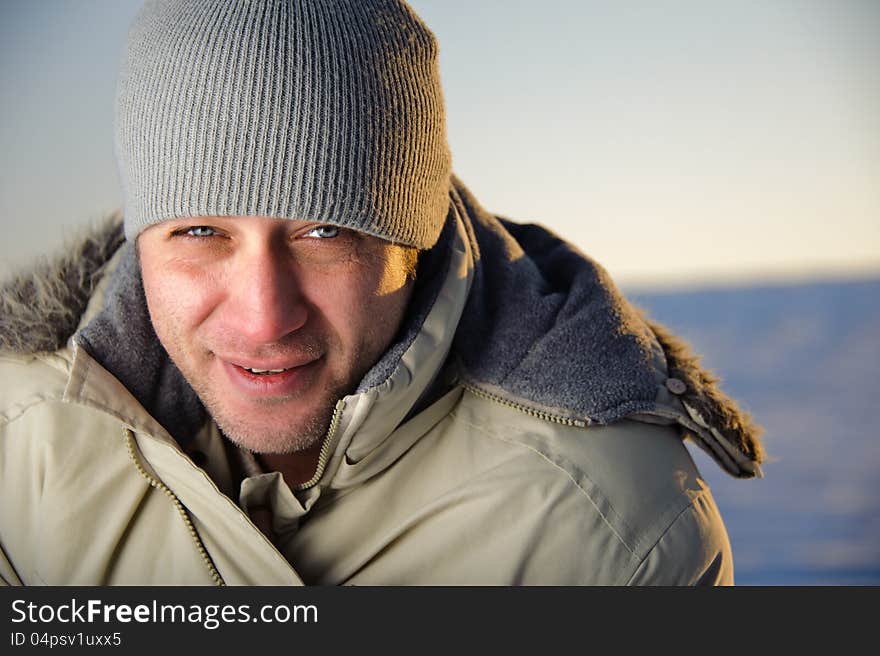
xmin=0 ymin=213 xmax=125 ymax=354
xmin=0 ymin=180 xmax=763 ymax=478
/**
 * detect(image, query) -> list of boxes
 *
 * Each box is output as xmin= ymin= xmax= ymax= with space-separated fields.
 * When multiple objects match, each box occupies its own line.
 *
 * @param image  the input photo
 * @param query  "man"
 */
xmin=0 ymin=0 xmax=762 ymax=585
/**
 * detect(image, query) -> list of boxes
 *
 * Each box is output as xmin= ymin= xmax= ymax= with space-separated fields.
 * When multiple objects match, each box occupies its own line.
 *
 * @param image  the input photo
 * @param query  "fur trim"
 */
xmin=648 ymin=318 xmax=765 ymax=465
xmin=0 ymin=214 xmax=125 ymax=354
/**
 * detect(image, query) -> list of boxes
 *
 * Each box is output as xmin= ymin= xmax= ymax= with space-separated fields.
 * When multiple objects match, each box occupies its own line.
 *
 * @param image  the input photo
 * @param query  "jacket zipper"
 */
xmin=296 ymin=399 xmax=346 ymax=490
xmin=462 ymin=383 xmax=587 ymax=428
xmin=123 ymin=428 xmax=226 ymax=586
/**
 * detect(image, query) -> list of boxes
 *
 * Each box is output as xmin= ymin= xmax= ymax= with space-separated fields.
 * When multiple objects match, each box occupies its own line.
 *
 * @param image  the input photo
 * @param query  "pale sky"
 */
xmin=1 ymin=0 xmax=878 ymax=288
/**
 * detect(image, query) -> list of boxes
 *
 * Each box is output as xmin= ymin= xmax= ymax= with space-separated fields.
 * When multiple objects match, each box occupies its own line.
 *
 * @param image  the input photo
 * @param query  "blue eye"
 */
xmin=306 ymin=225 xmax=340 ymax=239
xmin=185 ymin=226 xmax=217 ymax=238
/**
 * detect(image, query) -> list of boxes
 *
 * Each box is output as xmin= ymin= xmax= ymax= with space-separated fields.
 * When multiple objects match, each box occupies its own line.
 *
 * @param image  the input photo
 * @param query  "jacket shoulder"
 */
xmin=451 ymin=387 xmax=732 ymax=584
xmin=0 ymin=350 xmax=72 ymax=425
xmin=625 ymin=490 xmax=733 ymax=585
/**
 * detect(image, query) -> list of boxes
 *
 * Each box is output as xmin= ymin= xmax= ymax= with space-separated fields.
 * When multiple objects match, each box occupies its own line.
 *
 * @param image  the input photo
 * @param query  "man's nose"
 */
xmin=226 ymin=248 xmax=308 ymax=344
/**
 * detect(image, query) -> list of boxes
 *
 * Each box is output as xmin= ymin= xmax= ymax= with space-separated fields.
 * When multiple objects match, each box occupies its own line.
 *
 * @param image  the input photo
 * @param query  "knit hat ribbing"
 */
xmin=115 ymin=0 xmax=451 ymax=249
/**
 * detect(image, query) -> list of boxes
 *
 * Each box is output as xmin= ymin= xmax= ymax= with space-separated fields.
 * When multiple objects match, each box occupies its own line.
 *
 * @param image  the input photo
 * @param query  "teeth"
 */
xmin=244 ymin=367 xmax=287 ymax=375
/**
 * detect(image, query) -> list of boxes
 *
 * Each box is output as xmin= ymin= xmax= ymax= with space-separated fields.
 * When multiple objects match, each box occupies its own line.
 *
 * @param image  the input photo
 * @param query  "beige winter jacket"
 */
xmin=0 ymin=182 xmax=761 ymax=585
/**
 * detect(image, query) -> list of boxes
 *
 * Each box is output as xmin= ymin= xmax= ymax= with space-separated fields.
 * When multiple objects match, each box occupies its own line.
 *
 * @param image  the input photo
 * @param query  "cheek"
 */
xmin=141 ymin=260 xmax=223 ymax=339
xmin=302 ymin=271 xmax=407 ymax=349
xmin=370 ymin=257 xmax=414 ymax=338
xmin=336 ymin=273 xmax=412 ymax=352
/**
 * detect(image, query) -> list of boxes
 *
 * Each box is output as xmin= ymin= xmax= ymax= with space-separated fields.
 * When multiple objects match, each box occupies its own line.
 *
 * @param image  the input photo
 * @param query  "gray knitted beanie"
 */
xmin=115 ymin=0 xmax=451 ymax=249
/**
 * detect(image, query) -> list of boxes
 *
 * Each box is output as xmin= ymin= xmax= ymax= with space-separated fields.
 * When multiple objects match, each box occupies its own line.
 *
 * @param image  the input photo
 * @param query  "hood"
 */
xmin=0 ymin=179 xmax=763 ymax=478
xmin=0 ymin=213 xmax=125 ymax=354
xmin=449 ymin=178 xmax=763 ymax=477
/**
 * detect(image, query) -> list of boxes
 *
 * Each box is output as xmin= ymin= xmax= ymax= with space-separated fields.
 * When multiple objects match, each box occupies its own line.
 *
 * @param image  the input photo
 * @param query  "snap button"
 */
xmin=665 ymin=377 xmax=687 ymax=395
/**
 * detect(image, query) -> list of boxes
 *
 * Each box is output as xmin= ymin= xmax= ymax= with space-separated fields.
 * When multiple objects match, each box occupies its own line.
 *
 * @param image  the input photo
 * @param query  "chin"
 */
xmin=181 ymin=358 xmax=349 ymax=454
xmin=209 ymin=404 xmax=332 ymax=455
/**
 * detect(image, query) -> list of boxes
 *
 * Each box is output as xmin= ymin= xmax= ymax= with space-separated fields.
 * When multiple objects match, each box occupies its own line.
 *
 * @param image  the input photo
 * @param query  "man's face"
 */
xmin=138 ymin=216 xmax=415 ymax=454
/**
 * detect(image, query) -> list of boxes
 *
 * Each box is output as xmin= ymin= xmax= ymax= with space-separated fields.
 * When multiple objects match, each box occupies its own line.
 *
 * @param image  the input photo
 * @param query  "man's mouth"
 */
xmin=218 ymin=357 xmax=322 ymax=398
xmin=242 ymin=367 xmax=292 ymax=375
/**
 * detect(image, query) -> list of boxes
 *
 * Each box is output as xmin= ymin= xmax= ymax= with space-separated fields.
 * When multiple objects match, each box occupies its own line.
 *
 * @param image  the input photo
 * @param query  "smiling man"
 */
xmin=0 ymin=0 xmax=764 ymax=586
